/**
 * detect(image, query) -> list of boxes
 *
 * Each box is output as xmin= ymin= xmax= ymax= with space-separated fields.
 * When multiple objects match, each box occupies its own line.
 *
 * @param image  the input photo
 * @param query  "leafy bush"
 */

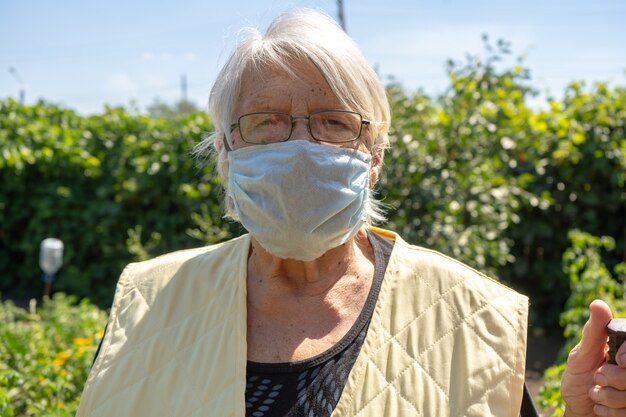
xmin=538 ymin=230 xmax=626 ymax=415
xmin=502 ymin=81 xmax=626 ymax=328
xmin=379 ymin=39 xmax=625 ymax=329
xmin=0 ymin=101 xmax=241 ymax=307
xmin=0 ymin=293 xmax=107 ymax=416
xmin=382 ymin=39 xmax=541 ymax=278
xmin=0 ymin=41 xmax=624 ymax=331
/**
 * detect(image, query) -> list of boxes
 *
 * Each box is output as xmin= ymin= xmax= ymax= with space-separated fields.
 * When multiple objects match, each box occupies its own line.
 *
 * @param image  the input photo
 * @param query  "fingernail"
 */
xmin=589 ymin=386 xmax=601 ymax=401
xmin=595 ymin=373 xmax=608 ymax=386
xmin=594 ymin=404 xmax=608 ymax=415
xmin=619 ymin=353 xmax=626 ymax=367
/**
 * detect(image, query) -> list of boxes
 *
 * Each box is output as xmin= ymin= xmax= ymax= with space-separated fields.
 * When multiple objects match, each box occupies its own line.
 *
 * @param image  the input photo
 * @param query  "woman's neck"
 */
xmin=247 ymin=228 xmax=372 ymax=297
xmin=245 ymin=228 xmax=376 ymax=362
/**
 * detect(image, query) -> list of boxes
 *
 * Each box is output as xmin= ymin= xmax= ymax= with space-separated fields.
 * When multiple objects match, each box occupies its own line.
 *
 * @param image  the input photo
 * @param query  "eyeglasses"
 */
xmin=230 ymin=110 xmax=370 ymax=145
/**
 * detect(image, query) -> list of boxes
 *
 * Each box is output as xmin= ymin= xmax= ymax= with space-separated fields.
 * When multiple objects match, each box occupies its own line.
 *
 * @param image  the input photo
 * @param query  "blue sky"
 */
xmin=1 ymin=0 xmax=624 ymax=114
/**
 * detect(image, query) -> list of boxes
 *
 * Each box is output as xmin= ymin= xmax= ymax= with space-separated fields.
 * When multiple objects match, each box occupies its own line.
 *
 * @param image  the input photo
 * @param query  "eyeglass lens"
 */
xmin=239 ymin=111 xmax=362 ymax=144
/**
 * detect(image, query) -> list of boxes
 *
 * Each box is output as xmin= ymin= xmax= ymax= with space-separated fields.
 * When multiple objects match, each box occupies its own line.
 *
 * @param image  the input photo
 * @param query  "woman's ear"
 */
xmin=369 ymin=145 xmax=384 ymax=187
xmin=215 ymin=133 xmax=225 ymax=153
xmin=217 ymin=138 xmax=230 ymax=177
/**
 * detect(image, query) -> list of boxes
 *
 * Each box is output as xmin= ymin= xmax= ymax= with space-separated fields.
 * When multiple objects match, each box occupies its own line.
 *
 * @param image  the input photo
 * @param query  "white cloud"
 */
xmin=185 ymin=52 xmax=197 ymax=62
xmin=363 ymin=24 xmax=535 ymax=92
xmin=141 ymin=51 xmax=154 ymax=61
xmin=106 ymin=73 xmax=137 ymax=95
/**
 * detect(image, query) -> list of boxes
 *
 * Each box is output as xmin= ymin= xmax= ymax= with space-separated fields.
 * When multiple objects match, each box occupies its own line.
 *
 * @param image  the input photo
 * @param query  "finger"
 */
xmin=590 ymin=385 xmax=626 ymax=408
xmin=578 ymin=300 xmax=613 ymax=359
xmin=596 ymin=364 xmax=626 ymax=391
xmin=618 ymin=336 xmax=626 ymax=368
xmin=593 ymin=404 xmax=626 ymax=416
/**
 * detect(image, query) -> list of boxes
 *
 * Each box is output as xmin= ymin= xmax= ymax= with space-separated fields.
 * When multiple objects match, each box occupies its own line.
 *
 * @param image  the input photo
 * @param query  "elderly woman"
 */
xmin=77 ymin=8 xmax=626 ymax=417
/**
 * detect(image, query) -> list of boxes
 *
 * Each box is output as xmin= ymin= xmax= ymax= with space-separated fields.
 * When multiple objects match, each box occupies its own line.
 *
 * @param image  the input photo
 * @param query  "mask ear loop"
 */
xmin=223 ymin=132 xmax=233 ymax=152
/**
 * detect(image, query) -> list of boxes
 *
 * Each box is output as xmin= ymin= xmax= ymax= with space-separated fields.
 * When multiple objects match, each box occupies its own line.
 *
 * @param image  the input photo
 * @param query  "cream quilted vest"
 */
xmin=76 ymin=228 xmax=528 ymax=417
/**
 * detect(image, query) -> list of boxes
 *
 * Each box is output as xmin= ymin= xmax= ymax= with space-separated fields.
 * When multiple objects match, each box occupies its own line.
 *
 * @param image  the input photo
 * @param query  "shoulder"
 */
xmin=371 ymin=227 xmax=527 ymax=305
xmin=116 ymin=234 xmax=251 ymax=306
xmin=124 ymin=234 xmax=250 ymax=279
xmin=402 ymin=240 xmax=518 ymax=292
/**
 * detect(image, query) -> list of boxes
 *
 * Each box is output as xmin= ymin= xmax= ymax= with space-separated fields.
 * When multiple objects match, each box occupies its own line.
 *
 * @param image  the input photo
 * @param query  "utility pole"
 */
xmin=8 ymin=67 xmax=25 ymax=104
xmin=337 ymin=0 xmax=346 ymax=31
xmin=181 ymin=74 xmax=188 ymax=104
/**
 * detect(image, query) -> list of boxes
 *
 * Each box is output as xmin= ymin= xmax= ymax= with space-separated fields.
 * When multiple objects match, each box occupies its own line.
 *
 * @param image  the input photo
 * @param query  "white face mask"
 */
xmin=227 ymin=140 xmax=371 ymax=261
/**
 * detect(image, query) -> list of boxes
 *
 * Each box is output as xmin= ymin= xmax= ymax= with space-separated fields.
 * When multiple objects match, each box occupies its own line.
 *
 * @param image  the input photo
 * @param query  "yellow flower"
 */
xmin=53 ymin=350 xmax=71 ymax=367
xmin=95 ymin=330 xmax=105 ymax=338
xmin=37 ymin=375 xmax=45 ymax=382
xmin=56 ymin=350 xmax=71 ymax=359
xmin=73 ymin=337 xmax=92 ymax=346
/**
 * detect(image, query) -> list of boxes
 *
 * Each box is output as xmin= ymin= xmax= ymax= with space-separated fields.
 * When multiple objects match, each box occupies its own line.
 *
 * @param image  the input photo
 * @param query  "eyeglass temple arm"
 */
xmin=222 ymin=125 xmax=238 ymax=152
xmin=223 ymin=134 xmax=232 ymax=151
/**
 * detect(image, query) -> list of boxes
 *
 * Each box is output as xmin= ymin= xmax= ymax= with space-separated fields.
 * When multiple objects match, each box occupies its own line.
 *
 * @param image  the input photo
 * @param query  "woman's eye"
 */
xmin=253 ymin=116 xmax=281 ymax=129
xmin=324 ymin=117 xmax=349 ymax=129
xmin=256 ymin=119 xmax=272 ymax=128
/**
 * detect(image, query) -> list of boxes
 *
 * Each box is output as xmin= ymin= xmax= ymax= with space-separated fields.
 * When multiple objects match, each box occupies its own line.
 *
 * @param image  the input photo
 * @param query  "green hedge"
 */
xmin=503 ymin=81 xmax=626 ymax=327
xmin=538 ymin=231 xmax=626 ymax=415
xmin=381 ymin=43 xmax=625 ymax=328
xmin=1 ymin=43 xmax=624 ymax=328
xmin=0 ymin=102 xmax=241 ymax=306
xmin=0 ymin=293 xmax=107 ymax=416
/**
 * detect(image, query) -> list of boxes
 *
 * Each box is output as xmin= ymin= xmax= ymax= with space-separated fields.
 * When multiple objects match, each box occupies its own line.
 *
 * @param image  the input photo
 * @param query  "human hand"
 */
xmin=561 ymin=300 xmax=626 ymax=416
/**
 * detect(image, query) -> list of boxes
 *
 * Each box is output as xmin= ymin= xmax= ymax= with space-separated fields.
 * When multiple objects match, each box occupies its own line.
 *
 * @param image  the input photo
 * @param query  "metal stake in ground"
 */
xmin=40 ymin=238 xmax=64 ymax=297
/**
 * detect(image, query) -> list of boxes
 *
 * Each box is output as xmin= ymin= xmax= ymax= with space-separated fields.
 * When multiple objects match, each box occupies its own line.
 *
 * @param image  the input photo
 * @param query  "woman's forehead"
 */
xmin=235 ymin=60 xmax=342 ymax=113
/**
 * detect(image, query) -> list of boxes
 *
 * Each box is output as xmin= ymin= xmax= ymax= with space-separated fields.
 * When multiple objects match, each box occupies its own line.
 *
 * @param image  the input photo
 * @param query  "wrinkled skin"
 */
xmin=562 ymin=300 xmax=626 ymax=416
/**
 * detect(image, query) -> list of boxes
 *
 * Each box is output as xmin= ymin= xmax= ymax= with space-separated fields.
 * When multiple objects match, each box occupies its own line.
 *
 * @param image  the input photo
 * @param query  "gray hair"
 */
xmin=194 ymin=8 xmax=390 ymax=224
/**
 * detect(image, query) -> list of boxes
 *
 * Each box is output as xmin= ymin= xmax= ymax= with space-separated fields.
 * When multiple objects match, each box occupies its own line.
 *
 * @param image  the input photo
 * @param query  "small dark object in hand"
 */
xmin=607 ymin=319 xmax=626 ymax=364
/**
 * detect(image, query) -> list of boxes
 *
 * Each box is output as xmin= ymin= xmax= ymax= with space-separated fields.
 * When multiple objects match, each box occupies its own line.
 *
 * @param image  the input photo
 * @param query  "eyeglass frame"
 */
xmin=225 ymin=109 xmax=371 ymax=151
